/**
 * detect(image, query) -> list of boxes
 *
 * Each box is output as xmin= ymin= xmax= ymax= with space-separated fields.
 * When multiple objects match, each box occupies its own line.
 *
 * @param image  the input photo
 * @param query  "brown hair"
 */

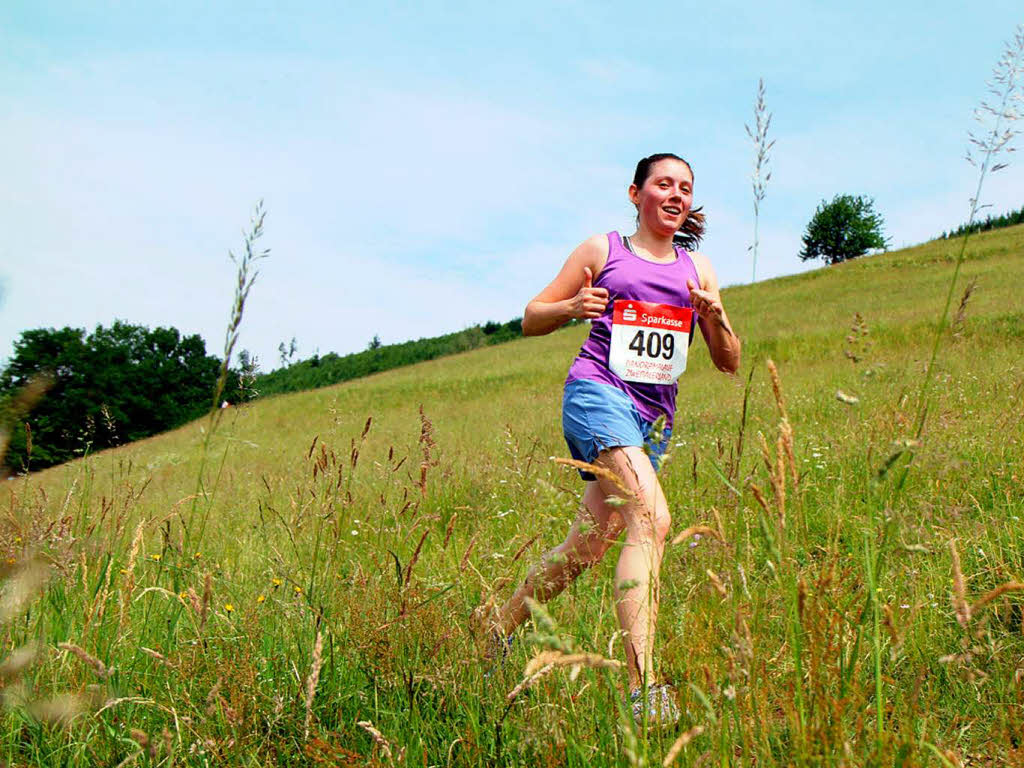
xmin=632 ymin=153 xmax=706 ymax=251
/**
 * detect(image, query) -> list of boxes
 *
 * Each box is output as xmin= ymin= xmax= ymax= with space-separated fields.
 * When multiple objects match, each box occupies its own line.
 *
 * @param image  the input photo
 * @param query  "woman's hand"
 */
xmin=569 ymin=267 xmax=609 ymax=320
xmin=686 ymin=278 xmax=723 ymax=322
xmin=687 ymin=273 xmax=740 ymax=373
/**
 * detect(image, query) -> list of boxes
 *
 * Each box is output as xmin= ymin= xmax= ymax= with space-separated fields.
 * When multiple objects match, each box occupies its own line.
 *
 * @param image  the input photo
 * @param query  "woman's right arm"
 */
xmin=522 ymin=235 xmax=610 ymax=336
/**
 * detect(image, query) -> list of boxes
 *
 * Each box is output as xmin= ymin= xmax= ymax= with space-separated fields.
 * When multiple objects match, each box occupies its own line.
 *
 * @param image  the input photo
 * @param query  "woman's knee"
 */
xmin=626 ymin=506 xmax=671 ymax=544
xmin=652 ymin=507 xmax=671 ymax=542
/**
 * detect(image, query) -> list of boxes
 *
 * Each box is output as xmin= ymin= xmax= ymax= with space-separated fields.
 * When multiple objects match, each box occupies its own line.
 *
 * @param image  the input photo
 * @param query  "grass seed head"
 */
xmin=949 ymin=539 xmax=971 ymax=628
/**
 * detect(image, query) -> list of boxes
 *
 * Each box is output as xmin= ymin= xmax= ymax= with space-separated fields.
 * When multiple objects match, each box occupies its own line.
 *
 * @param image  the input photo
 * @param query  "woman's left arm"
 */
xmin=687 ymin=253 xmax=741 ymax=374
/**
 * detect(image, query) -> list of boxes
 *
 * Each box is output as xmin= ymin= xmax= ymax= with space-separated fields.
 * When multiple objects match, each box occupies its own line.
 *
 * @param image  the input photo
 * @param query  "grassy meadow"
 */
xmin=3 ymin=224 xmax=1024 ymax=766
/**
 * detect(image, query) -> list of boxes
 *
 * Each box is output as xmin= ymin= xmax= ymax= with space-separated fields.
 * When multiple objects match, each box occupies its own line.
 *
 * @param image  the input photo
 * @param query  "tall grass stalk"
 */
xmin=745 ymin=78 xmax=774 ymax=283
xmin=188 ymin=202 xmax=269 ymax=552
xmin=911 ymin=25 xmax=1023 ymax=444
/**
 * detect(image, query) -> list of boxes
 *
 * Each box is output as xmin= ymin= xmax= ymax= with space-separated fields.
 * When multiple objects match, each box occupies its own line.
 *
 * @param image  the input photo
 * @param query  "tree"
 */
xmin=0 ymin=322 xmax=232 ymax=471
xmin=799 ymin=194 xmax=888 ymax=265
xmin=278 ymin=336 xmax=298 ymax=367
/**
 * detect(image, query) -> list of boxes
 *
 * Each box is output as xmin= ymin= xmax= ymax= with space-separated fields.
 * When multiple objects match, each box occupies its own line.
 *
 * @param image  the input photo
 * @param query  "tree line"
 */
xmin=0 ymin=322 xmax=247 ymax=472
xmin=0 ymin=317 xmax=527 ymax=472
xmin=938 ymin=203 xmax=1024 ymax=241
xmin=256 ymin=318 xmax=525 ymax=397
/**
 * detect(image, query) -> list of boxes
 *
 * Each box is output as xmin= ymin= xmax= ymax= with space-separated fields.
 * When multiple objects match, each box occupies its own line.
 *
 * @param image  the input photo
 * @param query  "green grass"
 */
xmin=3 ymin=224 xmax=1024 ymax=766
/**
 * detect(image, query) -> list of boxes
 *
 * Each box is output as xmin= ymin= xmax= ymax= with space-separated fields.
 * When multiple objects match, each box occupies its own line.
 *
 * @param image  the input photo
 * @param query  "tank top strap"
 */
xmin=606 ymin=231 xmax=628 ymax=265
xmin=673 ymin=243 xmax=699 ymax=281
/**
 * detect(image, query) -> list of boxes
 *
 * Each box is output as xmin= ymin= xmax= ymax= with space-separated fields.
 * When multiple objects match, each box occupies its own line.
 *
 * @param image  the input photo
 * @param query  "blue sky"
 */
xmin=2 ymin=2 xmax=1022 ymax=371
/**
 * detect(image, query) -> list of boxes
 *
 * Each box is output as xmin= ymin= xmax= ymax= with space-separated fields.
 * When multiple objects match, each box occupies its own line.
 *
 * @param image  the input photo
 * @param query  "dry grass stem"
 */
xmin=139 ymin=647 xmax=170 ymax=665
xmin=512 ymin=533 xmax=541 ymax=563
xmin=0 ymin=559 xmax=49 ymax=623
xmin=748 ymin=483 xmax=772 ymax=518
xmin=506 ymin=663 xmax=555 ymax=704
xmin=442 ymin=513 xmax=457 ymax=550
xmin=403 ymin=530 xmax=429 ymax=586
xmin=758 ymin=432 xmax=773 ymax=476
xmin=670 ymin=525 xmax=724 ymax=547
xmin=357 ymin=720 xmax=400 ymax=764
xmin=303 ymin=631 xmax=324 ymax=739
xmin=949 ymin=540 xmax=971 ymax=628
xmin=119 ymin=520 xmax=146 ymax=628
xmin=0 ymin=644 xmax=37 ymax=680
xmin=662 ymin=725 xmax=705 ymax=767
xmin=780 ymin=419 xmax=798 ymax=485
xmin=706 ymin=569 xmax=728 ymax=597
xmin=553 ymin=457 xmax=632 ymax=496
xmin=746 ymin=76 xmax=774 ymax=283
xmin=199 ymin=572 xmax=212 ymax=633
xmin=971 ymin=581 xmax=1024 ymax=613
xmin=0 ymin=373 xmax=52 ymax=473
xmin=773 ymin=434 xmax=787 ymax=524
xmin=766 ymin=359 xmax=788 ymax=420
xmin=59 ymin=642 xmax=112 ymax=679
xmin=459 ymin=534 xmax=478 ymax=572
xmin=951 ymin=277 xmax=978 ymax=338
xmin=29 ymin=694 xmax=84 ymax=728
xmin=521 ymin=649 xmax=623 ymax=677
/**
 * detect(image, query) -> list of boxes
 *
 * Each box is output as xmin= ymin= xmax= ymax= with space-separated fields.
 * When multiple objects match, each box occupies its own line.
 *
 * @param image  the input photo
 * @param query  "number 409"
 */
xmin=628 ymin=330 xmax=674 ymax=360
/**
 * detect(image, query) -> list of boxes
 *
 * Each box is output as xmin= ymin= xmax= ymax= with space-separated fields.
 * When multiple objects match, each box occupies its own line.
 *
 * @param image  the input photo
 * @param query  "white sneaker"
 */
xmin=629 ymin=683 xmax=681 ymax=727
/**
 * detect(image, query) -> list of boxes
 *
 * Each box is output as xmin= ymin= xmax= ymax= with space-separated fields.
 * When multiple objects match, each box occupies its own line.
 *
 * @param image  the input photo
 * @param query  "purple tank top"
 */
xmin=565 ymin=231 xmax=700 ymax=428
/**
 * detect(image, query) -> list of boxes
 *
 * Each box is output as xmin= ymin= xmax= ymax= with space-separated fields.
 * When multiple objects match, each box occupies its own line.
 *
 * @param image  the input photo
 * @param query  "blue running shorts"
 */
xmin=562 ymin=379 xmax=672 ymax=481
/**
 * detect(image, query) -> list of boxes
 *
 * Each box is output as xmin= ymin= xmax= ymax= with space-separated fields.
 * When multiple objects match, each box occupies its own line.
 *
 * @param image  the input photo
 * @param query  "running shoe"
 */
xmin=482 ymin=632 xmax=514 ymax=679
xmin=630 ymin=683 xmax=681 ymax=727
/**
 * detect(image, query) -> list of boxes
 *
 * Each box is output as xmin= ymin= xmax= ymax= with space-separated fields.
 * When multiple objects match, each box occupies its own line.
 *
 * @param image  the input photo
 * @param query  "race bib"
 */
xmin=608 ymin=300 xmax=693 ymax=385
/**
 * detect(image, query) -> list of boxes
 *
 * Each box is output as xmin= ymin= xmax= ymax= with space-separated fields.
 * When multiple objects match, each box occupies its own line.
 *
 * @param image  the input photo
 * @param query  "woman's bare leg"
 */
xmin=493 ymin=481 xmax=624 ymax=636
xmin=596 ymin=446 xmax=671 ymax=690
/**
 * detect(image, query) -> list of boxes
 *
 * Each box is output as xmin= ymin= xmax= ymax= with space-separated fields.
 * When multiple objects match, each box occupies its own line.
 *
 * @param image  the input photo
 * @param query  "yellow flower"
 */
xmin=293 ymin=585 xmax=302 ymax=595
xmin=225 ymin=604 xmax=235 ymax=613
xmin=256 ymin=595 xmax=266 ymax=604
xmin=179 ymin=592 xmax=188 ymax=600
xmin=193 ymin=552 xmax=202 ymax=559
xmin=272 ymin=578 xmax=282 ymax=588
xmin=6 ymin=558 xmax=15 ymax=566
xmin=150 ymin=554 xmax=161 ymax=561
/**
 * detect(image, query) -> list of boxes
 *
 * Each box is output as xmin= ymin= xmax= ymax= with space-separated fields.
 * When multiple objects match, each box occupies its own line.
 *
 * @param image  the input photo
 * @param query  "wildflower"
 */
xmin=350 ymin=530 xmax=359 ymax=536
xmin=225 ymin=604 xmax=235 ymax=613
xmin=193 ymin=552 xmax=202 ymax=559
xmin=257 ymin=595 xmax=266 ymax=604
xmin=6 ymin=558 xmax=15 ymax=565
xmin=294 ymin=585 xmax=303 ymax=595
xmin=272 ymin=578 xmax=282 ymax=588
xmin=151 ymin=554 xmax=161 ymax=561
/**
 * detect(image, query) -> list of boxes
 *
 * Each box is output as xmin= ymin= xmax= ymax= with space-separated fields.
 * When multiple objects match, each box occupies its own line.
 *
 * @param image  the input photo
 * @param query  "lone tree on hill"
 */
xmin=799 ymin=194 xmax=889 ymax=265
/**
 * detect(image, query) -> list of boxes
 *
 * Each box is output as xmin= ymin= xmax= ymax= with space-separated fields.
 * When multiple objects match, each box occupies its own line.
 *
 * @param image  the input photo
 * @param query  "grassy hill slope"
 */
xmin=5 ymin=225 xmax=1024 ymax=766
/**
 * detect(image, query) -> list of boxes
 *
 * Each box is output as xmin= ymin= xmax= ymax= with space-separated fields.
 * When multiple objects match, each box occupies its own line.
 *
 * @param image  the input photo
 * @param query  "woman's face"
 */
xmin=629 ymin=158 xmax=694 ymax=237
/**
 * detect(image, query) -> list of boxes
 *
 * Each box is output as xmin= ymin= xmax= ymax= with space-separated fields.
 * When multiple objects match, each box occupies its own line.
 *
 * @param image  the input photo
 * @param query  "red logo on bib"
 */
xmin=612 ymin=301 xmax=693 ymax=331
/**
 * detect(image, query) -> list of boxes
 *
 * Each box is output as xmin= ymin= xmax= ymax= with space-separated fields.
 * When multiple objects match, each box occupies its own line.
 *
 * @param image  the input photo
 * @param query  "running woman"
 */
xmin=487 ymin=153 xmax=740 ymax=725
